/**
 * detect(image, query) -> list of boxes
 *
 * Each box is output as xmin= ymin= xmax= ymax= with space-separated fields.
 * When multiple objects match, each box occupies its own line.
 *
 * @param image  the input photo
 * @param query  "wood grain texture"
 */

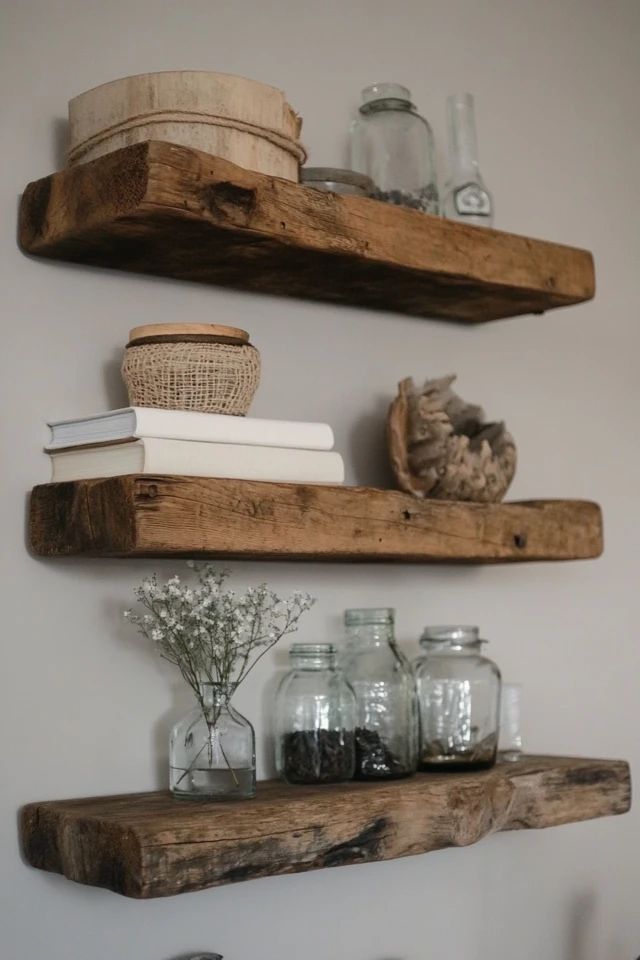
xmin=28 ymin=476 xmax=604 ymax=562
xmin=20 ymin=756 xmax=631 ymax=899
xmin=19 ymin=140 xmax=595 ymax=323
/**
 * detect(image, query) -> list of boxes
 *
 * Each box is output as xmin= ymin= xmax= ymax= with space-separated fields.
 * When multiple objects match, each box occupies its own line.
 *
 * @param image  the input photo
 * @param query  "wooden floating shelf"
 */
xmin=29 ymin=476 xmax=603 ymax=562
xmin=19 ymin=140 xmax=595 ymax=323
xmin=21 ymin=756 xmax=630 ymax=899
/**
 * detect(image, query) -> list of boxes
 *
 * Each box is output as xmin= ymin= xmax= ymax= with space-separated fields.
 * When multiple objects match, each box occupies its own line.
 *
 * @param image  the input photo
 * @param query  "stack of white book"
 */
xmin=45 ymin=407 xmax=345 ymax=484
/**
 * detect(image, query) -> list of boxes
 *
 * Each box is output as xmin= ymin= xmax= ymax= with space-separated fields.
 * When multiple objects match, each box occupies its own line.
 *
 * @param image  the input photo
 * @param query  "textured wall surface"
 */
xmin=1 ymin=2 xmax=639 ymax=958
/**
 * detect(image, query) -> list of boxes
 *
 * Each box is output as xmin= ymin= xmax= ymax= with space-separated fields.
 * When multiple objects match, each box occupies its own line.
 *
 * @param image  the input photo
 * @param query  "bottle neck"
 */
xmin=289 ymin=643 xmax=336 ymax=670
xmin=447 ymin=94 xmax=480 ymax=178
xmin=361 ymin=97 xmax=413 ymax=115
xmin=345 ymin=623 xmax=395 ymax=648
xmin=199 ymin=682 xmax=236 ymax=710
xmin=360 ymin=82 xmax=414 ymax=115
xmin=290 ymin=656 xmax=335 ymax=671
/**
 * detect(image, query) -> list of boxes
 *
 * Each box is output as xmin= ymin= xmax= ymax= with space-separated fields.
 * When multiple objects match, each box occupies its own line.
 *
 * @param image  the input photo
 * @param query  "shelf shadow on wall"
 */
xmin=348 ymin=395 xmax=396 ymax=489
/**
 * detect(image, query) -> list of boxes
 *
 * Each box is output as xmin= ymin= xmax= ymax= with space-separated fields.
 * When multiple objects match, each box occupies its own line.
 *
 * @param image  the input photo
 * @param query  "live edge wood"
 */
xmin=29 ymin=476 xmax=603 ymax=562
xmin=19 ymin=140 xmax=595 ymax=322
xmin=20 ymin=756 xmax=630 ymax=899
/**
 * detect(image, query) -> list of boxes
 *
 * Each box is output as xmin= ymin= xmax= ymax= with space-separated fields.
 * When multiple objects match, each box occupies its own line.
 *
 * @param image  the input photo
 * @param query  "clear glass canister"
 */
xmin=343 ymin=608 xmax=417 ymax=779
xmin=414 ymin=626 xmax=501 ymax=770
xmin=275 ymin=643 xmax=356 ymax=784
xmin=350 ymin=83 xmax=439 ymax=214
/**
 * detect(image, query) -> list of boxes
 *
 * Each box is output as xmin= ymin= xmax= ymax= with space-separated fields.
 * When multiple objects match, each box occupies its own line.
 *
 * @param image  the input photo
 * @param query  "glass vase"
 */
xmin=498 ymin=682 xmax=523 ymax=762
xmin=170 ymin=682 xmax=256 ymax=800
xmin=442 ymin=93 xmax=493 ymax=227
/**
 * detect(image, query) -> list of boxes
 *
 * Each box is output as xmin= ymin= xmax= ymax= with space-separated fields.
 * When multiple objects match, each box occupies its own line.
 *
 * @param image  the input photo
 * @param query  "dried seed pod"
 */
xmin=387 ymin=376 xmax=516 ymax=502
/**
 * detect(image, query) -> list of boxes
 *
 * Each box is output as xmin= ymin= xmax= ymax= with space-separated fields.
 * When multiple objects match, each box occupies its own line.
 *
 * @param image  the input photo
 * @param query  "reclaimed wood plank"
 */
xmin=20 ymin=756 xmax=630 ymax=898
xmin=19 ymin=141 xmax=595 ymax=323
xmin=28 ymin=476 xmax=603 ymax=562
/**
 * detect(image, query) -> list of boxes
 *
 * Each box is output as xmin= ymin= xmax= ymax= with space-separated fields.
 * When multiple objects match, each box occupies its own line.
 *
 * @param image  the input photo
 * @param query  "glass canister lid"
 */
xmin=361 ymin=82 xmax=412 ymax=106
xmin=420 ymin=625 xmax=482 ymax=645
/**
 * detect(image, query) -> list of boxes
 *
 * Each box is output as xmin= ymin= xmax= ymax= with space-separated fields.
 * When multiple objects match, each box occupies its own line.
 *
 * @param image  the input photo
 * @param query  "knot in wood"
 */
xmin=203 ymin=181 xmax=256 ymax=223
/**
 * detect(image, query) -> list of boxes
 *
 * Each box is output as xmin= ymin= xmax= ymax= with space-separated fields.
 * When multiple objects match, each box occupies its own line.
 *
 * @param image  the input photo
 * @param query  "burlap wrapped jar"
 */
xmin=122 ymin=323 xmax=261 ymax=415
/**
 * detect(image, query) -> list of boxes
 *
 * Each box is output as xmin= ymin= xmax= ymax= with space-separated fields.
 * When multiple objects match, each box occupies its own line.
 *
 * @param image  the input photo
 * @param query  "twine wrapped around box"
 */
xmin=122 ymin=323 xmax=261 ymax=416
xmin=67 ymin=71 xmax=307 ymax=181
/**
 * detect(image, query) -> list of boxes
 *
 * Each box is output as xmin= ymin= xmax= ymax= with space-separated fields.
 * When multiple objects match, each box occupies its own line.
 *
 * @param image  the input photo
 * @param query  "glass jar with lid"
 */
xmin=342 ymin=608 xmax=417 ymax=779
xmin=414 ymin=626 xmax=501 ymax=770
xmin=350 ymin=83 xmax=439 ymax=214
xmin=275 ymin=643 xmax=356 ymax=784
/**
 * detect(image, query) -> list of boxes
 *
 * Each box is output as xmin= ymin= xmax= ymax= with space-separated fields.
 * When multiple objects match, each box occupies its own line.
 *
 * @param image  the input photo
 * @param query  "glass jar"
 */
xmin=350 ymin=83 xmax=439 ymax=214
xmin=275 ymin=643 xmax=356 ymax=784
xmin=343 ymin=608 xmax=417 ymax=779
xmin=414 ymin=626 xmax=500 ymax=770
xmin=170 ymin=682 xmax=256 ymax=800
xmin=499 ymin=682 xmax=523 ymax=762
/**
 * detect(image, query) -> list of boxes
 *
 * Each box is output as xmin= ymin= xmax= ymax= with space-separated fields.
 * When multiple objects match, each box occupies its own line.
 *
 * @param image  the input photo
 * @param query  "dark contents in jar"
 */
xmin=420 ymin=732 xmax=498 ymax=771
xmin=354 ymin=727 xmax=411 ymax=779
xmin=282 ymin=730 xmax=355 ymax=784
xmin=372 ymin=185 xmax=439 ymax=214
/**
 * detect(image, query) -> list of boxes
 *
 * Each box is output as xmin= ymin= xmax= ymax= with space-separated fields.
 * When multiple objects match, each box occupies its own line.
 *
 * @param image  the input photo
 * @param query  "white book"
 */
xmin=49 ymin=438 xmax=345 ymax=484
xmin=46 ymin=407 xmax=335 ymax=452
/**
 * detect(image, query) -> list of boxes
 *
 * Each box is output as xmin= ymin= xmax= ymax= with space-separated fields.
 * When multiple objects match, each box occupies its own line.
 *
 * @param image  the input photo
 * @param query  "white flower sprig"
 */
xmin=124 ymin=563 xmax=315 ymax=716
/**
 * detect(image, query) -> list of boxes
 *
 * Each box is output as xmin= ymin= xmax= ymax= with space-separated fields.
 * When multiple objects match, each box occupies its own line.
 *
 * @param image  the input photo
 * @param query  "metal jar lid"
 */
xmin=301 ymin=167 xmax=374 ymax=196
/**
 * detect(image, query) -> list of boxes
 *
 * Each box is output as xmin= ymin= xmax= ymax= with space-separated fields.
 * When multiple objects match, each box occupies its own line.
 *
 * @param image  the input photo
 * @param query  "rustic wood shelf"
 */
xmin=19 ymin=141 xmax=595 ymax=323
xmin=21 ymin=756 xmax=630 ymax=899
xmin=29 ymin=476 xmax=603 ymax=562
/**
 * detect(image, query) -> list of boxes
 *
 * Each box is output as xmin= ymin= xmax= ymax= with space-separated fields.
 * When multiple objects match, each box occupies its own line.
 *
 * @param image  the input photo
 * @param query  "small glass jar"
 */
xmin=170 ymin=682 xmax=256 ymax=800
xmin=350 ymin=83 xmax=439 ymax=214
xmin=343 ymin=608 xmax=417 ymax=779
xmin=499 ymin=682 xmax=523 ymax=762
xmin=275 ymin=643 xmax=356 ymax=784
xmin=414 ymin=626 xmax=500 ymax=771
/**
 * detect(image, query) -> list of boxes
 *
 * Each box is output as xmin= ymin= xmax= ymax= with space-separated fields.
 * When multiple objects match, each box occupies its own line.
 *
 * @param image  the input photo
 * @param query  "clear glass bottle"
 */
xmin=414 ymin=626 xmax=500 ymax=770
xmin=170 ymin=682 xmax=256 ymax=800
xmin=498 ymin=682 xmax=523 ymax=762
xmin=442 ymin=93 xmax=493 ymax=227
xmin=275 ymin=643 xmax=356 ymax=784
xmin=343 ymin=608 xmax=417 ymax=779
xmin=350 ymin=83 xmax=439 ymax=214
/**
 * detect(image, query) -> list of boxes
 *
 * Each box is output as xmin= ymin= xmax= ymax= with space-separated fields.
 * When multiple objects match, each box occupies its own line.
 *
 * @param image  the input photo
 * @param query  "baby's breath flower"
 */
xmin=124 ymin=563 xmax=315 ymax=713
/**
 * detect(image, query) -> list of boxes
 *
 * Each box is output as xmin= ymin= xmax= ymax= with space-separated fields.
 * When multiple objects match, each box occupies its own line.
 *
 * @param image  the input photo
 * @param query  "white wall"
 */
xmin=2 ymin=1 xmax=639 ymax=958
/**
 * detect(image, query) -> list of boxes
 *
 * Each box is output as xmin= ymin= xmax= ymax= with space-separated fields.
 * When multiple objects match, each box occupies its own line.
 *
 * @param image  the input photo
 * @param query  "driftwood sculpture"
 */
xmin=388 ymin=376 xmax=517 ymax=502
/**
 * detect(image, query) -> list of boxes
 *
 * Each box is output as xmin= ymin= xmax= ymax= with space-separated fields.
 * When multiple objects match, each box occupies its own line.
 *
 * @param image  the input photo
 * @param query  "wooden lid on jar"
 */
xmin=127 ymin=323 xmax=251 ymax=347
